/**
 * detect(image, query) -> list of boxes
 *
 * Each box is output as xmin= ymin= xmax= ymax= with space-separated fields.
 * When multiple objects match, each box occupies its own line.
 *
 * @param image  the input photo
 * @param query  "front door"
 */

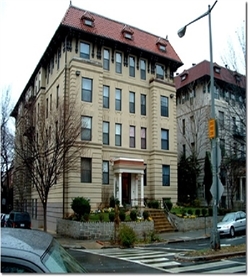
xmin=122 ymin=173 xmax=131 ymax=206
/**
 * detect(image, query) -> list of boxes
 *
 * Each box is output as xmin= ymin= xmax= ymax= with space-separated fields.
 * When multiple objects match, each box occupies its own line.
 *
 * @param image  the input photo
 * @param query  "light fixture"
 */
xmin=170 ymin=94 xmax=174 ymax=99
xmin=75 ymin=70 xmax=80 ymax=76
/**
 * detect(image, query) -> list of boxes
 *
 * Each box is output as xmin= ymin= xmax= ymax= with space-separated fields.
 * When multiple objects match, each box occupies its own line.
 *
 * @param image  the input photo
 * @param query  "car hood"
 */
xmin=217 ymin=220 xmax=233 ymax=227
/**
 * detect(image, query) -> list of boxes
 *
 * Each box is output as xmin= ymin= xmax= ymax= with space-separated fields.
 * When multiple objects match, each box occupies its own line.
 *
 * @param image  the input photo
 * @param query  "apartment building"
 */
xmin=175 ymin=60 xmax=246 ymax=209
xmin=11 ymin=4 xmax=183 ymax=231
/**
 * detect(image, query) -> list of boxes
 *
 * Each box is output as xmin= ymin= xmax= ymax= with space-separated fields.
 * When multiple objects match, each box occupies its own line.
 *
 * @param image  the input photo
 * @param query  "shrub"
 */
xmin=71 ymin=197 xmax=91 ymax=220
xmin=109 ymin=212 xmax=115 ymax=222
xmin=192 ymin=199 xmax=201 ymax=207
xmin=118 ymin=224 xmax=137 ymax=247
xmin=142 ymin=210 xmax=149 ymax=220
xmin=99 ymin=213 xmax=105 ymax=222
xmin=164 ymin=200 xmax=173 ymax=211
xmin=109 ymin=195 xmax=120 ymax=208
xmin=187 ymin=209 xmax=193 ymax=215
xmin=201 ymin=208 xmax=207 ymax=217
xmin=208 ymin=208 xmax=213 ymax=216
xmin=119 ymin=209 xmax=126 ymax=222
xmin=130 ymin=210 xmax=137 ymax=221
xmin=195 ymin=209 xmax=201 ymax=217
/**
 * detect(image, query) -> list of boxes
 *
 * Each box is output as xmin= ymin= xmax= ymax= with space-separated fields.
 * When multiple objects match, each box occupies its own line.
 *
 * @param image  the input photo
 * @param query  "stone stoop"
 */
xmin=147 ymin=209 xmax=175 ymax=233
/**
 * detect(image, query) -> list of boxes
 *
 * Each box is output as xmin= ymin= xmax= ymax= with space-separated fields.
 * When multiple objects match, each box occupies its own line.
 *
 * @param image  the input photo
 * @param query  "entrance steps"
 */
xmin=145 ymin=208 xmax=176 ymax=233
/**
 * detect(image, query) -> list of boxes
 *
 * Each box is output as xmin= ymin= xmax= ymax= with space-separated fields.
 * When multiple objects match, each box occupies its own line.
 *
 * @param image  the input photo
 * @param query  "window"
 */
xmin=80 ymin=42 xmax=90 ymax=59
xmin=115 ymin=123 xmax=122 ymax=146
xmin=141 ymin=94 xmax=146 ymax=115
xmin=182 ymin=119 xmax=185 ymax=135
xmin=81 ymin=116 xmax=92 ymax=141
xmin=129 ymin=126 xmax=135 ymax=148
xmin=103 ymin=49 xmax=110 ymax=70
xmin=81 ymin=158 xmax=92 ymax=183
xmin=116 ymin=52 xmax=122 ymax=73
xmin=103 ymin=86 xmax=109 ymax=108
xmin=56 ymin=85 xmax=59 ymax=108
xmin=156 ymin=64 xmax=164 ymax=79
xmin=182 ymin=144 xmax=186 ymax=156
xmin=103 ymin=121 xmax=109 ymax=145
xmin=232 ymin=117 xmax=236 ymax=133
xmin=140 ymin=59 xmax=146 ymax=80
xmin=220 ymin=139 xmax=225 ymax=157
xmin=129 ymin=56 xmax=135 ymax=77
xmin=82 ymin=78 xmax=92 ymax=102
xmin=161 ymin=129 xmax=169 ymax=150
xmin=162 ymin=165 xmax=170 ymax=186
xmin=161 ymin=96 xmax=168 ymax=117
xmin=219 ymin=111 xmax=224 ymax=128
xmin=103 ymin=161 xmax=109 ymax=184
xmin=141 ymin=127 xmax=146 ymax=149
xmin=129 ymin=92 xmax=135 ymax=113
xmin=115 ymin=88 xmax=122 ymax=111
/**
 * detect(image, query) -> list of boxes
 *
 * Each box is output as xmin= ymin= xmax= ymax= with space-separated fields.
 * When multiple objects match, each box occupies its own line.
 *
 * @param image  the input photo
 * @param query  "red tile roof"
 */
xmin=174 ymin=60 xmax=246 ymax=89
xmin=61 ymin=5 xmax=182 ymax=65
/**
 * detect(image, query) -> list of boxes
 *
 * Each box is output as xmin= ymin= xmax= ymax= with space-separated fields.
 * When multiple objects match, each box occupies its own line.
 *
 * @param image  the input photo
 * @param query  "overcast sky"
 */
xmin=0 ymin=0 xmax=246 ymax=103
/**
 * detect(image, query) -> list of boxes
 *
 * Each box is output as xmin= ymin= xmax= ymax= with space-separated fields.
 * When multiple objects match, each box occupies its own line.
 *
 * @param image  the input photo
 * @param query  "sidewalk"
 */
xmin=51 ymin=229 xmax=210 ymax=249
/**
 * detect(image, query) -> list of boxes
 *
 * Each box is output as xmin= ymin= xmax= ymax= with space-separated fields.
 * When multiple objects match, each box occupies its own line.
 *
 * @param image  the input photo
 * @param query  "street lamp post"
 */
xmin=177 ymin=0 xmax=220 ymax=250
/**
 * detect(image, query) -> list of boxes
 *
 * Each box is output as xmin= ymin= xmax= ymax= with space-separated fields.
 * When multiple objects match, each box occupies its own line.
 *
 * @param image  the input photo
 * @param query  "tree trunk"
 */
xmin=43 ymin=202 xmax=47 ymax=232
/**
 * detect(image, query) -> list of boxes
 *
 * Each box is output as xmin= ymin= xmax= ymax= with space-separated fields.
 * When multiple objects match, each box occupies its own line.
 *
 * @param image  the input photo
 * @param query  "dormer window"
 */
xmin=121 ymin=25 xmax=134 ymax=40
xmin=81 ymin=11 xmax=95 ymax=27
xmin=234 ymin=73 xmax=241 ymax=83
xmin=214 ymin=65 xmax=221 ymax=74
xmin=181 ymin=75 xmax=186 ymax=81
xmin=156 ymin=38 xmax=167 ymax=52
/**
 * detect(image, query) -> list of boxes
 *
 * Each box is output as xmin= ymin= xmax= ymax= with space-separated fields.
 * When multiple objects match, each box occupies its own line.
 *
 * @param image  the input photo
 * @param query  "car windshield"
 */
xmin=221 ymin=213 xmax=235 ymax=222
xmin=42 ymin=239 xmax=87 ymax=273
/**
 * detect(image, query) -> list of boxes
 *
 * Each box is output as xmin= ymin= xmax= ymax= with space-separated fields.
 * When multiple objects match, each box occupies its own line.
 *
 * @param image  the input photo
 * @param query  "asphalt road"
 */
xmin=68 ymin=234 xmax=246 ymax=273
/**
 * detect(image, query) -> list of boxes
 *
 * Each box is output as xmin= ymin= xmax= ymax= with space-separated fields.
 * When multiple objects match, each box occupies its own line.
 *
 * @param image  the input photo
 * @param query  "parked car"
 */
xmin=217 ymin=211 xmax=246 ymax=237
xmin=6 ymin=211 xmax=31 ymax=229
xmin=1 ymin=228 xmax=87 ymax=273
xmin=1 ymin=214 xmax=9 ymax=227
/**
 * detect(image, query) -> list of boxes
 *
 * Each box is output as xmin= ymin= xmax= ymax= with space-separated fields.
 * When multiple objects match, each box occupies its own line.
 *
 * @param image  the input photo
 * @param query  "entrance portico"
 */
xmin=111 ymin=158 xmax=145 ymax=207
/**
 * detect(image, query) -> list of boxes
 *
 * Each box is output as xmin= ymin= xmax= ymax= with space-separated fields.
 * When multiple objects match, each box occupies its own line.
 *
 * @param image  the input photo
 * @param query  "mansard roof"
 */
xmin=174 ymin=60 xmax=246 ymax=90
xmin=61 ymin=5 xmax=182 ymax=65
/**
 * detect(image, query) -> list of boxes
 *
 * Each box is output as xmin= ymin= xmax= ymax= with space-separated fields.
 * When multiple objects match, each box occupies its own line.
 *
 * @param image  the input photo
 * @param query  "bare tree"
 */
xmin=14 ymin=93 xmax=87 ymax=231
xmin=1 ymin=88 xmax=14 ymax=212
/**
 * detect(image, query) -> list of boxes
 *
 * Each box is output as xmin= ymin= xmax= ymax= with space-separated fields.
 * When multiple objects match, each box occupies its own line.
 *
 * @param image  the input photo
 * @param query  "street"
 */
xmin=68 ymin=234 xmax=246 ymax=273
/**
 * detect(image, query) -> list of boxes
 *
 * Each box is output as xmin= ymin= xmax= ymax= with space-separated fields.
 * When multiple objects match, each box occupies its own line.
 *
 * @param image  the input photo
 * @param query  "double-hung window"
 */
xmin=162 ymin=165 xmax=170 ymax=186
xmin=161 ymin=96 xmax=168 ymax=117
xmin=103 ymin=121 xmax=109 ymax=145
xmin=82 ymin=78 xmax=92 ymax=102
xmin=103 ymin=86 xmax=109 ymax=108
xmin=80 ymin=42 xmax=90 ymax=59
xmin=156 ymin=64 xmax=164 ymax=79
xmin=116 ymin=52 xmax=122 ymax=73
xmin=115 ymin=123 xmax=122 ymax=146
xmin=161 ymin=129 xmax=169 ymax=150
xmin=141 ymin=127 xmax=146 ymax=149
xmin=103 ymin=161 xmax=109 ymax=184
xmin=129 ymin=92 xmax=135 ymax=113
xmin=81 ymin=116 xmax=92 ymax=141
xmin=129 ymin=126 xmax=135 ymax=148
xmin=140 ymin=59 xmax=146 ymax=80
xmin=141 ymin=94 xmax=146 ymax=116
xmin=81 ymin=158 xmax=92 ymax=183
xmin=129 ymin=56 xmax=135 ymax=77
xmin=103 ymin=49 xmax=110 ymax=70
xmin=115 ymin=88 xmax=122 ymax=111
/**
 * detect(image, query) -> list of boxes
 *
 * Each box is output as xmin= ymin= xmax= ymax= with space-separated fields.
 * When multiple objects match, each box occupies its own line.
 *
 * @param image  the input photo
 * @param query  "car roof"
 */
xmin=1 ymin=228 xmax=52 ymax=256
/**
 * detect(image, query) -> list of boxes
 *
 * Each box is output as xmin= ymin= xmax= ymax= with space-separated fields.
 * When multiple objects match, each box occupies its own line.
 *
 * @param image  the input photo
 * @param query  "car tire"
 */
xmin=230 ymin=226 xmax=235 ymax=237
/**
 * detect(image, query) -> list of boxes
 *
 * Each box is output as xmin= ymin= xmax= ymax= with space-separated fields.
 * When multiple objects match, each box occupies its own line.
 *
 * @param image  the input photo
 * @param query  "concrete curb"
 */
xmin=175 ymin=251 xmax=246 ymax=261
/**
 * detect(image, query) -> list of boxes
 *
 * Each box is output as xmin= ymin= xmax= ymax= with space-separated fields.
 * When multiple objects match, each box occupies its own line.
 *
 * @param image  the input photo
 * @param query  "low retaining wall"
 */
xmin=57 ymin=219 xmax=154 ymax=240
xmin=170 ymin=214 xmax=223 ymax=232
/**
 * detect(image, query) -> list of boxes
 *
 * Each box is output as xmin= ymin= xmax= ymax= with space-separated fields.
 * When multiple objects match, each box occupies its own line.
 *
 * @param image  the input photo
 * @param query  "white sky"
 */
xmin=0 ymin=0 xmax=246 ymax=103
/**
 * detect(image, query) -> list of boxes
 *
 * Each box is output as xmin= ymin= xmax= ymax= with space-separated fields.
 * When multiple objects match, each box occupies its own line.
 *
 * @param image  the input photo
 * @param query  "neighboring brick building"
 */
xmin=175 ymin=60 xmax=246 ymax=209
xmin=11 ymin=4 xmax=183 ymax=231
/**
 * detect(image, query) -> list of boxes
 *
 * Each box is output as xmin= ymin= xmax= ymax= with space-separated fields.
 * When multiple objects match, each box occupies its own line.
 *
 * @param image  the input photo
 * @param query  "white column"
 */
xmin=140 ymin=173 xmax=144 ymax=207
xmin=135 ymin=175 xmax=138 ymax=206
xmin=119 ymin=173 xmax=122 ymax=206
xmin=113 ymin=174 xmax=116 ymax=198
